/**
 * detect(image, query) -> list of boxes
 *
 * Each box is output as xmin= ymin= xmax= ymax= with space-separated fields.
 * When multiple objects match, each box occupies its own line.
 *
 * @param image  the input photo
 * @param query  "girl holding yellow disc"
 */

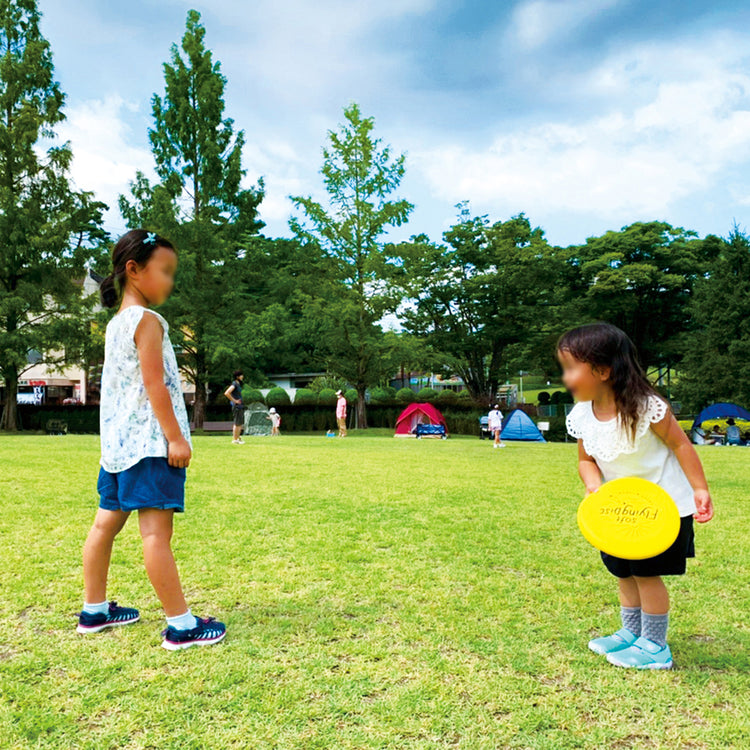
xmin=558 ymin=323 xmax=714 ymax=670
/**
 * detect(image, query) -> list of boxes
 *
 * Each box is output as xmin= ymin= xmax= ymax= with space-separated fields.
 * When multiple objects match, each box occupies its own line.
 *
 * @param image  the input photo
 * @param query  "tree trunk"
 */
xmin=192 ymin=350 xmax=207 ymax=429
xmin=355 ymin=386 xmax=367 ymax=430
xmin=0 ymin=367 xmax=19 ymax=432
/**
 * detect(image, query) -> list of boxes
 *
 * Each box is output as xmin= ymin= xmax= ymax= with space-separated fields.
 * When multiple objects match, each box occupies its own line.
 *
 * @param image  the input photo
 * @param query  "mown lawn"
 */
xmin=0 ymin=433 xmax=748 ymax=749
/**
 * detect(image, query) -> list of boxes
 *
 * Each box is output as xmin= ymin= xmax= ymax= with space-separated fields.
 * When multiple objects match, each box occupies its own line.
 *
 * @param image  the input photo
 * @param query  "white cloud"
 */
xmin=55 ymin=96 xmax=154 ymax=228
xmin=243 ymin=140 xmax=307 ymax=226
xmin=136 ymin=0 xmax=441 ymax=234
xmin=213 ymin=0 xmax=437 ymax=109
xmin=414 ymin=35 xmax=750 ymax=221
xmin=510 ymin=0 xmax=622 ymax=50
xmin=57 ymin=95 xmax=307 ymax=233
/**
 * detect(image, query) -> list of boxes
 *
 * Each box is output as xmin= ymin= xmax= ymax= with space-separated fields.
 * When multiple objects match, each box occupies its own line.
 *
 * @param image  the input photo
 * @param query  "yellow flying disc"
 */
xmin=577 ymin=477 xmax=680 ymax=560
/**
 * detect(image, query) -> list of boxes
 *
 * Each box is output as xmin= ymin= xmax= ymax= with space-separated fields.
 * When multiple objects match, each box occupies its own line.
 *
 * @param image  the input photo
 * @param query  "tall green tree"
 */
xmin=120 ymin=10 xmax=264 ymax=427
xmin=679 ymin=228 xmax=750 ymax=409
xmin=290 ymin=103 xmax=413 ymax=428
xmin=397 ymin=209 xmax=564 ymax=404
xmin=0 ymin=0 xmax=107 ymax=431
xmin=236 ymin=236 xmax=332 ymax=379
xmin=567 ymin=222 xmax=716 ymax=376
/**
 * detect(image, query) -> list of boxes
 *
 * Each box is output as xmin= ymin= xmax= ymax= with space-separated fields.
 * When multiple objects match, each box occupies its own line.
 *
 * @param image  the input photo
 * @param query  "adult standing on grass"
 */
xmin=488 ymin=404 xmax=505 ymax=448
xmin=79 ymin=229 xmax=226 ymax=650
xmin=224 ymin=370 xmax=245 ymax=445
xmin=559 ymin=322 xmax=713 ymax=670
xmin=336 ymin=389 xmax=347 ymax=438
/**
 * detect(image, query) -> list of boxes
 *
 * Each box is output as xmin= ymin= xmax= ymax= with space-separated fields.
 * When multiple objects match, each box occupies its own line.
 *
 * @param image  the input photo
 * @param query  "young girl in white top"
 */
xmin=78 ymin=230 xmax=225 ymax=650
xmin=559 ymin=323 xmax=713 ymax=669
xmin=268 ymin=407 xmax=281 ymax=436
xmin=487 ymin=405 xmax=505 ymax=448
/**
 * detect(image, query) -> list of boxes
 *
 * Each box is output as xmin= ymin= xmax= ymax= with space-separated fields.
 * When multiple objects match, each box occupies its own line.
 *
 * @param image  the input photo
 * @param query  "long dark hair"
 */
xmin=557 ymin=322 xmax=660 ymax=442
xmin=99 ymin=229 xmax=176 ymax=308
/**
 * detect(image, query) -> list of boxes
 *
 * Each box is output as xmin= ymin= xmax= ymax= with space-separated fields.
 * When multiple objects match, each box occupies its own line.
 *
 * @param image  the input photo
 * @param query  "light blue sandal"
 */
xmin=588 ymin=627 xmax=638 ymax=655
xmin=606 ymin=636 xmax=673 ymax=669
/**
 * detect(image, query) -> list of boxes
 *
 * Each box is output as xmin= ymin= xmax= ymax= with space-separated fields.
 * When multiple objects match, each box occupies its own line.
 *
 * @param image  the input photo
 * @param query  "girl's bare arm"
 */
xmin=135 ymin=313 xmax=191 ymax=468
xmin=577 ymin=439 xmax=602 ymax=495
xmin=651 ymin=412 xmax=714 ymax=522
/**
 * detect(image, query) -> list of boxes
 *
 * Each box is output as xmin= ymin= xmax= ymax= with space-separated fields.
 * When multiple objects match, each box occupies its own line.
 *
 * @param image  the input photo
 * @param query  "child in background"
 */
xmin=487 ymin=404 xmax=505 ymax=448
xmin=268 ymin=407 xmax=281 ymax=436
xmin=78 ymin=229 xmax=226 ymax=650
xmin=559 ymin=322 xmax=713 ymax=669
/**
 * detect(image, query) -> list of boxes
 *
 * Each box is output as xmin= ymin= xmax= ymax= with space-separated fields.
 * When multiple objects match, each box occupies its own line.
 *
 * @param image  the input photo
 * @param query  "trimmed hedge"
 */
xmin=396 ymin=388 xmax=416 ymax=403
xmin=318 ymin=388 xmax=337 ymax=406
xmin=293 ymin=388 xmax=318 ymax=406
xmin=241 ymin=387 xmax=264 ymax=404
xmin=370 ymin=386 xmax=397 ymax=404
xmin=8 ymin=401 xmax=573 ymax=440
xmin=416 ymin=387 xmax=439 ymax=402
xmin=15 ymin=405 xmax=100 ymax=433
xmin=437 ymin=389 xmax=459 ymax=405
xmin=550 ymin=390 xmax=574 ymax=405
xmin=266 ymin=387 xmax=291 ymax=407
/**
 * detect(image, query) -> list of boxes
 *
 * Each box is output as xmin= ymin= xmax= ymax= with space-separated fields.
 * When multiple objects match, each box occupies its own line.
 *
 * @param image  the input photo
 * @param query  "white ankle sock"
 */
xmin=166 ymin=610 xmax=198 ymax=631
xmin=83 ymin=601 xmax=109 ymax=615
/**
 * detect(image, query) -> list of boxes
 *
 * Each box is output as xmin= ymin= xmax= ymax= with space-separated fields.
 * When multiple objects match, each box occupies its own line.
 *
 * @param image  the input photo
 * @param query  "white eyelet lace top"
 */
xmin=100 ymin=305 xmax=192 ymax=473
xmin=566 ymin=395 xmax=696 ymax=516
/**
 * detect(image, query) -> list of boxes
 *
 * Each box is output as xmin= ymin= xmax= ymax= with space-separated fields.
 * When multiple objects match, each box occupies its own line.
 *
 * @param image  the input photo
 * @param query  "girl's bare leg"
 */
xmin=617 ymin=576 xmax=641 ymax=608
xmin=634 ymin=575 xmax=669 ymax=615
xmin=83 ymin=509 xmax=130 ymax=603
xmin=138 ymin=509 xmax=188 ymax=617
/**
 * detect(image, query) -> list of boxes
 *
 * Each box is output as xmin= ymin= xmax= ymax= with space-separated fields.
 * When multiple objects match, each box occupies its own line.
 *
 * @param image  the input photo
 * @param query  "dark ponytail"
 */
xmin=99 ymin=273 xmax=118 ymax=308
xmin=557 ymin=322 xmax=660 ymax=442
xmin=99 ymin=229 xmax=176 ymax=308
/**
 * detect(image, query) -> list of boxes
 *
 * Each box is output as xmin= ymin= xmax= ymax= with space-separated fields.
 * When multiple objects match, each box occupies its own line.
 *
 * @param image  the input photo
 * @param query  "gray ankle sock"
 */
xmin=621 ymin=606 xmax=641 ymax=636
xmin=641 ymin=612 xmax=669 ymax=647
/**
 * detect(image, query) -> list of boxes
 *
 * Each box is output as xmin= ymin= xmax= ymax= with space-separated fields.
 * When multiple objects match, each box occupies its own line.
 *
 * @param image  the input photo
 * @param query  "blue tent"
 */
xmin=691 ymin=402 xmax=750 ymax=431
xmin=501 ymin=409 xmax=546 ymax=442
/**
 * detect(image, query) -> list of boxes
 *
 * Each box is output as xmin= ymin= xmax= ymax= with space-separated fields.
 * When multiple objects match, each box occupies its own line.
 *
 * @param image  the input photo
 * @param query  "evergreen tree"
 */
xmin=290 ymin=103 xmax=412 ymax=428
xmin=120 ymin=10 xmax=264 ymax=427
xmin=568 ymin=222 xmax=714 ymax=375
xmin=397 ymin=209 xmax=563 ymax=404
xmin=680 ymin=228 xmax=750 ymax=409
xmin=0 ymin=0 xmax=107 ymax=431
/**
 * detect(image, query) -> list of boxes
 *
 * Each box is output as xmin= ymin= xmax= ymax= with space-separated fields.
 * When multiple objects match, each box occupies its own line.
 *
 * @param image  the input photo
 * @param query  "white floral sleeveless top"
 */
xmin=100 ymin=305 xmax=191 ymax=473
xmin=566 ymin=395 xmax=696 ymax=517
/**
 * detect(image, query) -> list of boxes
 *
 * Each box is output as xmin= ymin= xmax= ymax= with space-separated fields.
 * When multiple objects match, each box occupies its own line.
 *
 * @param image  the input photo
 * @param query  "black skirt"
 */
xmin=601 ymin=515 xmax=695 ymax=578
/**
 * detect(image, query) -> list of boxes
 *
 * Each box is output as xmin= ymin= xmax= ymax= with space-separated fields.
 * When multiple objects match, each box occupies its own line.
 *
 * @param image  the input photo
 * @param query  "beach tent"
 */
xmin=501 ymin=409 xmax=546 ymax=442
xmin=244 ymin=402 xmax=272 ymax=436
xmin=691 ymin=401 xmax=750 ymax=444
xmin=691 ymin=402 xmax=750 ymax=432
xmin=394 ymin=402 xmax=448 ymax=437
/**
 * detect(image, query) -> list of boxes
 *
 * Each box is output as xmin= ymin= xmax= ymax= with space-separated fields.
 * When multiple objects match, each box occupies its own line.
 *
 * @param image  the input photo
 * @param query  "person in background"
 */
xmin=708 ymin=424 xmax=724 ymax=445
xmin=725 ymin=418 xmax=742 ymax=445
xmin=224 ymin=370 xmax=244 ymax=445
xmin=336 ymin=389 xmax=348 ymax=438
xmin=268 ymin=407 xmax=281 ymax=437
xmin=487 ymin=404 xmax=505 ymax=448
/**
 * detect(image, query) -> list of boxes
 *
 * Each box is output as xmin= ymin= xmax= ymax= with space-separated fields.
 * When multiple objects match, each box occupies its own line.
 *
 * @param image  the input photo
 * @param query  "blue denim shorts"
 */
xmin=98 ymin=457 xmax=186 ymax=513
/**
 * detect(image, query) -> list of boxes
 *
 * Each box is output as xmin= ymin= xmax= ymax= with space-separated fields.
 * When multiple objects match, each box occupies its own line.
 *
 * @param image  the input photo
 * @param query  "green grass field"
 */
xmin=1 ymin=433 xmax=748 ymax=749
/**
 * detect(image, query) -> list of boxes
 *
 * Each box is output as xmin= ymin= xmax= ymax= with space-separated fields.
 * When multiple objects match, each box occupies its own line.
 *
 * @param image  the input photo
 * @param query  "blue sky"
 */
xmin=40 ymin=0 xmax=750 ymax=246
